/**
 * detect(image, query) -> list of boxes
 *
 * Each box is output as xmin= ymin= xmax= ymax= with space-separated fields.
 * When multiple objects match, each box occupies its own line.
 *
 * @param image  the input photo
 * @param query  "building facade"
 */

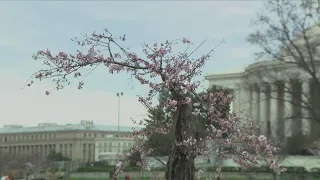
xmin=204 ymin=25 xmax=320 ymax=154
xmin=94 ymin=135 xmax=136 ymax=164
xmin=204 ymin=58 xmax=320 ymax=153
xmin=0 ymin=120 xmax=139 ymax=162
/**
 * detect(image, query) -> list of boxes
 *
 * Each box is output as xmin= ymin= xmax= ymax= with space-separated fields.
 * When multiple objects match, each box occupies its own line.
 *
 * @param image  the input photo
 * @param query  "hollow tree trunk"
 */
xmin=165 ymin=101 xmax=197 ymax=180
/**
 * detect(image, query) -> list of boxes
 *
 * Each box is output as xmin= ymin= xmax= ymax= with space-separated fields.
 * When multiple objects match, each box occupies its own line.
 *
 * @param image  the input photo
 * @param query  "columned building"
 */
xmin=204 ymin=59 xmax=320 ymax=154
xmin=94 ymin=135 xmax=136 ymax=164
xmin=0 ymin=120 xmax=139 ymax=162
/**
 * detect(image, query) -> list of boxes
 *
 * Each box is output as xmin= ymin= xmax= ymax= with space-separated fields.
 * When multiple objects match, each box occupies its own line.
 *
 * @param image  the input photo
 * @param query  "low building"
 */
xmin=94 ymin=135 xmax=137 ymax=164
xmin=0 ymin=120 xmax=141 ymax=162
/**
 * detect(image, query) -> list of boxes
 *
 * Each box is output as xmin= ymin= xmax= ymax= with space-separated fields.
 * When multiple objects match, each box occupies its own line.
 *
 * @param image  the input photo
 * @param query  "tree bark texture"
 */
xmin=165 ymin=102 xmax=197 ymax=180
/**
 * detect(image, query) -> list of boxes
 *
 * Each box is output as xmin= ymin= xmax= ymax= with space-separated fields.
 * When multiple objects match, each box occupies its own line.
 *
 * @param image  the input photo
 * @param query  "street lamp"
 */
xmin=116 ymin=92 xmax=123 ymax=164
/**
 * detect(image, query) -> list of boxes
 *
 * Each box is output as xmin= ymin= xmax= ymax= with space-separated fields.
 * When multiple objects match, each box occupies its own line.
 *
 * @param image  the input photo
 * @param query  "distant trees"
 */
xmin=47 ymin=150 xmax=71 ymax=161
xmin=0 ymin=151 xmax=49 ymax=178
xmin=89 ymin=160 xmax=109 ymax=167
xmin=145 ymin=132 xmax=172 ymax=157
xmin=127 ymin=149 xmax=142 ymax=167
xmin=144 ymin=85 xmax=232 ymax=157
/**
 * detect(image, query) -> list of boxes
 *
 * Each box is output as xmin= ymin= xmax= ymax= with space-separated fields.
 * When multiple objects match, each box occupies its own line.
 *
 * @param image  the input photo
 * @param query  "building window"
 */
xmin=88 ymin=144 xmax=92 ymax=161
xmin=69 ymin=144 xmax=72 ymax=158
xmin=99 ymin=143 xmax=102 ymax=153
xmin=83 ymin=144 xmax=87 ymax=159
xmin=128 ymin=143 xmax=132 ymax=148
xmin=84 ymin=133 xmax=86 ymax=137
xmin=64 ymin=144 xmax=68 ymax=156
xmin=108 ymin=142 xmax=112 ymax=152
xmin=104 ymin=143 xmax=107 ymax=152
xmin=4 ymin=137 xmax=7 ymax=142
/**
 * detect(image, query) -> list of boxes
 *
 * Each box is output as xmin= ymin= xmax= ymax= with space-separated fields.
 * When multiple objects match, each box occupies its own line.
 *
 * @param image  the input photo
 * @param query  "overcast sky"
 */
xmin=0 ymin=1 xmax=265 ymax=128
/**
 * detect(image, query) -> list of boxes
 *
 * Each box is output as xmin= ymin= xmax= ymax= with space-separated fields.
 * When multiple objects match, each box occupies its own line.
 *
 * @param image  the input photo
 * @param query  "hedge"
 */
xmin=77 ymin=165 xmax=320 ymax=176
xmin=77 ymin=166 xmax=141 ymax=172
xmin=207 ymin=166 xmax=320 ymax=174
xmin=150 ymin=167 xmax=166 ymax=171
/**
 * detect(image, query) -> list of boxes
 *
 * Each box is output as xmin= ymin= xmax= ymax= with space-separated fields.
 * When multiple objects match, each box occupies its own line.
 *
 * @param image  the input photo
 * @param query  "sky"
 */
xmin=0 ymin=1 xmax=265 ymax=128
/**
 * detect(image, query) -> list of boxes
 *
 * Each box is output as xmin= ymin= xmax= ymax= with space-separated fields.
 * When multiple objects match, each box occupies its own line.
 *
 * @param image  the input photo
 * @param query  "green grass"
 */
xmin=65 ymin=178 xmax=248 ymax=180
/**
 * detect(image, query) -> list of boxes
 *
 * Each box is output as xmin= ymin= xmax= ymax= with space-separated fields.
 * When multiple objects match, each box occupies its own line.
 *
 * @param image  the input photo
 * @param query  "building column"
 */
xmin=284 ymin=82 xmax=293 ymax=137
xmin=270 ymin=83 xmax=279 ymax=139
xmin=249 ymin=87 xmax=253 ymax=119
xmin=86 ymin=143 xmax=90 ymax=161
xmin=232 ymin=89 xmax=237 ymax=113
xmin=92 ymin=143 xmax=95 ymax=161
xmin=252 ymin=85 xmax=260 ymax=134
xmin=244 ymin=89 xmax=251 ymax=117
xmin=251 ymin=86 xmax=259 ymax=121
xmin=259 ymin=84 xmax=268 ymax=136
xmin=301 ymin=79 xmax=311 ymax=136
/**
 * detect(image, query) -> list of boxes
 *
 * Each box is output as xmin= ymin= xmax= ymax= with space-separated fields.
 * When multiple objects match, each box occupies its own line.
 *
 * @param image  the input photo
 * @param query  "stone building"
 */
xmin=205 ymin=62 xmax=320 ymax=154
xmin=94 ymin=135 xmax=136 ymax=164
xmin=0 ymin=120 xmax=139 ymax=162
xmin=204 ymin=26 xmax=320 ymax=154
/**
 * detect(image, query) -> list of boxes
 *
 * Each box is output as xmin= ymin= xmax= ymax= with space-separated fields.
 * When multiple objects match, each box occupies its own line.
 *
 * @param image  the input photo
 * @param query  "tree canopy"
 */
xmin=47 ymin=150 xmax=71 ymax=161
xmin=30 ymin=28 xmax=283 ymax=179
xmin=144 ymin=85 xmax=232 ymax=157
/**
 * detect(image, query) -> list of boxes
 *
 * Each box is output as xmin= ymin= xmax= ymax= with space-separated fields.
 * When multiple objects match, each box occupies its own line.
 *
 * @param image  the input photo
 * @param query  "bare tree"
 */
xmin=0 ymin=151 xmax=49 ymax=178
xmin=25 ymin=154 xmax=50 ymax=178
xmin=0 ymin=151 xmax=11 ymax=175
xmin=246 ymin=0 xmax=320 ymax=154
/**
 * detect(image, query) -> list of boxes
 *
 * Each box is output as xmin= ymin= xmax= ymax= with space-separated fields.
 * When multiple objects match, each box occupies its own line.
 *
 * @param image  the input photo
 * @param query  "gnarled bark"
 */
xmin=165 ymin=102 xmax=197 ymax=180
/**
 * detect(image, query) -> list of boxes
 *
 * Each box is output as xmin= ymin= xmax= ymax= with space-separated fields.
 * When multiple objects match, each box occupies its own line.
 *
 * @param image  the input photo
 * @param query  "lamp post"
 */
xmin=318 ymin=0 xmax=320 ymax=23
xmin=116 ymin=92 xmax=123 ymax=164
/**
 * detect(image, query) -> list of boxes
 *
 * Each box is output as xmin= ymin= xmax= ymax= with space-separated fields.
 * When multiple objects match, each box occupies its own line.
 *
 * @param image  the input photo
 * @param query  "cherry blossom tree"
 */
xmin=29 ymin=29 xmax=285 ymax=180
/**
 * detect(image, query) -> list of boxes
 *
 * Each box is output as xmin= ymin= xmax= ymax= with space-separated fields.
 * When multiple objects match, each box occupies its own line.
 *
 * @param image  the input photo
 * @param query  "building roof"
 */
xmin=204 ymin=68 xmax=245 ymax=77
xmin=0 ymin=123 xmax=143 ymax=134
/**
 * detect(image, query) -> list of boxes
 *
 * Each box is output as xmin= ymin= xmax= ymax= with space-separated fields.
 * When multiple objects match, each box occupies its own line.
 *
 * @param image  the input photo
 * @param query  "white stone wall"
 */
xmin=204 ymin=58 xmax=320 ymax=154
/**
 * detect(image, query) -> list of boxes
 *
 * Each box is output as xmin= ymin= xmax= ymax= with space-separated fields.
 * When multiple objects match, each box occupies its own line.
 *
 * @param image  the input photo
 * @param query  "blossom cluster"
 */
xmin=30 ymin=29 xmax=285 ymax=179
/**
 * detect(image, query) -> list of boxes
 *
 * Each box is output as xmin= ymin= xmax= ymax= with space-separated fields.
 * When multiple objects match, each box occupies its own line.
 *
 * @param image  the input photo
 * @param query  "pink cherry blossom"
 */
xmin=29 ymin=29 xmax=284 ymax=180
xmin=182 ymin=37 xmax=191 ymax=44
xmin=168 ymin=99 xmax=177 ymax=107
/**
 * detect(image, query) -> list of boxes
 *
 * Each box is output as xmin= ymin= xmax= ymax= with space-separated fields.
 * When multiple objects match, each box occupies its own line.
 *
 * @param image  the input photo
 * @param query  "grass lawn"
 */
xmin=65 ymin=178 xmax=248 ymax=180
